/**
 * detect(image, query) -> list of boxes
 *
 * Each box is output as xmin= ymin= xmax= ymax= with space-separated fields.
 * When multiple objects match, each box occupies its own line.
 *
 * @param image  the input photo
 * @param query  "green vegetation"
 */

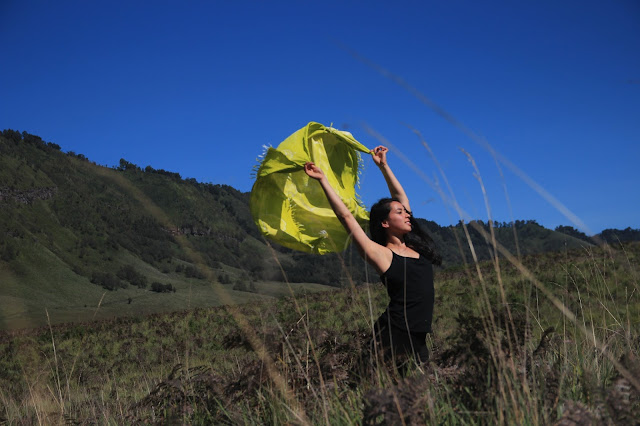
xmin=0 ymin=242 xmax=637 ymax=424
xmin=1 ymin=130 xmax=639 ymax=423
xmin=0 ymin=131 xmax=345 ymax=329
xmin=3 ymin=129 xmax=637 ymax=332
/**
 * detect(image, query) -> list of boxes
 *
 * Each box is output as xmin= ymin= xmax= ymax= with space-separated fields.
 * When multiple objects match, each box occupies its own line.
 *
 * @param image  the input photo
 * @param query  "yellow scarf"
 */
xmin=250 ymin=122 xmax=371 ymax=254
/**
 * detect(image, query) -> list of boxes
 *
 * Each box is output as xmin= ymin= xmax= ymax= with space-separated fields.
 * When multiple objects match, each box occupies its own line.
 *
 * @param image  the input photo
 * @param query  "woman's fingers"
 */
xmin=304 ymin=162 xmax=324 ymax=179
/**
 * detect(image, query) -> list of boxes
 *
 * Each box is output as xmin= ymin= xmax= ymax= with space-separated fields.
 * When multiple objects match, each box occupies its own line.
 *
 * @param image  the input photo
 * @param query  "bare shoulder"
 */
xmin=339 ymin=216 xmax=392 ymax=274
xmin=362 ymin=242 xmax=393 ymax=275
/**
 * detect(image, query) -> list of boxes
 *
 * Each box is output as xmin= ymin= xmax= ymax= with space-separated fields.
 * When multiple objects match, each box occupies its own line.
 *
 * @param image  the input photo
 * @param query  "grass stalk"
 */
xmin=45 ymin=308 xmax=64 ymax=416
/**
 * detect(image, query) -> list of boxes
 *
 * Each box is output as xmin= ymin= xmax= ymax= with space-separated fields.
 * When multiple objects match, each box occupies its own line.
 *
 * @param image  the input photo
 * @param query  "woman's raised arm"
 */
xmin=304 ymin=162 xmax=391 ymax=274
xmin=371 ymin=146 xmax=411 ymax=214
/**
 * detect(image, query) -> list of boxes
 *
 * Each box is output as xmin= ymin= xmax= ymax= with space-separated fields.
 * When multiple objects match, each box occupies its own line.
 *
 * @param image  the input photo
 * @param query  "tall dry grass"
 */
xmin=1 ymin=240 xmax=638 ymax=424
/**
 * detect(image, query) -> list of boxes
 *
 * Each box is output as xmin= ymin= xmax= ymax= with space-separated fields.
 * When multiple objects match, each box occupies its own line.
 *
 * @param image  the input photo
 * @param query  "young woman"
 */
xmin=304 ymin=145 xmax=442 ymax=366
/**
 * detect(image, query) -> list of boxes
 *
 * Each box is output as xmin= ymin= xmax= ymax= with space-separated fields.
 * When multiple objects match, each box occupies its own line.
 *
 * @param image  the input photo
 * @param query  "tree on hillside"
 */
xmin=2 ymin=129 xmax=23 ymax=144
xmin=599 ymin=227 xmax=640 ymax=243
xmin=91 ymin=271 xmax=126 ymax=291
xmin=117 ymin=264 xmax=148 ymax=288
xmin=117 ymin=159 xmax=141 ymax=172
xmin=555 ymin=225 xmax=590 ymax=242
xmin=151 ymin=282 xmax=176 ymax=293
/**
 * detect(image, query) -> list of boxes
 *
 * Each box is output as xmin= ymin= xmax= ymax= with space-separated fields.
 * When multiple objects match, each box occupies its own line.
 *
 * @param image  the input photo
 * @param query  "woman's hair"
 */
xmin=369 ymin=197 xmax=442 ymax=266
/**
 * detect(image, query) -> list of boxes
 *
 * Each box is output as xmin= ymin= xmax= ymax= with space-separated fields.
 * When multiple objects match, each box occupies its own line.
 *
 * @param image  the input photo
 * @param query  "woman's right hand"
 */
xmin=371 ymin=146 xmax=388 ymax=167
xmin=304 ymin=162 xmax=325 ymax=180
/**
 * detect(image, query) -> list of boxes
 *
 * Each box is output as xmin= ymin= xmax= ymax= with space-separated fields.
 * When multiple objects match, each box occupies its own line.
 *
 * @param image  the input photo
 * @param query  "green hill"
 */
xmin=0 ymin=131 xmax=342 ymax=329
xmin=0 ymin=129 xmax=633 ymax=330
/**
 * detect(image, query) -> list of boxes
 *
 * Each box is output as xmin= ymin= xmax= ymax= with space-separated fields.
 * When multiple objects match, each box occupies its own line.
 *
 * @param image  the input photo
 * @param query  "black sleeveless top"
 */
xmin=379 ymin=252 xmax=434 ymax=333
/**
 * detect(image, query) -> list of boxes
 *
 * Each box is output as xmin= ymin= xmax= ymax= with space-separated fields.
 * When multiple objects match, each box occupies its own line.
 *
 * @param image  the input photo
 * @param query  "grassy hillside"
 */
xmin=0 ymin=129 xmax=635 ymax=332
xmin=0 ymin=242 xmax=638 ymax=424
xmin=0 ymin=132 xmax=346 ymax=329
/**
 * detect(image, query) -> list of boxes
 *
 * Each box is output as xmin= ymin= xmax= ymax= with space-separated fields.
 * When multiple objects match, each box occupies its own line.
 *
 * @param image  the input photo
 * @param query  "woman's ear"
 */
xmin=381 ymin=219 xmax=390 ymax=229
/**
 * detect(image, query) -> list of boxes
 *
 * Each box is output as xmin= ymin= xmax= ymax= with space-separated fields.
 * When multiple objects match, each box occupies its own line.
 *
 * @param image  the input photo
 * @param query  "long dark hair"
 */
xmin=369 ymin=197 xmax=442 ymax=266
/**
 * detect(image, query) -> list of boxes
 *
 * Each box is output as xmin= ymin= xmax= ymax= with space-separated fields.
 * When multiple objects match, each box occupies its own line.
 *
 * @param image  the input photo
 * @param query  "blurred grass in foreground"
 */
xmin=0 ymin=241 xmax=638 ymax=424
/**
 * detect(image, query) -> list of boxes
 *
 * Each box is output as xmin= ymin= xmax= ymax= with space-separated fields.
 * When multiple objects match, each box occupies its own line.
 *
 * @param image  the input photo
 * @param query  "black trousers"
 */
xmin=371 ymin=317 xmax=430 ymax=365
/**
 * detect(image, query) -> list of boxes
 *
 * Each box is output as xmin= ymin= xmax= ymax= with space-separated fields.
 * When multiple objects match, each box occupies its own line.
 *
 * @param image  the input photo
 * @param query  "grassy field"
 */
xmin=0 ymin=259 xmax=335 ymax=330
xmin=0 ymin=224 xmax=336 ymax=330
xmin=0 ymin=241 xmax=638 ymax=424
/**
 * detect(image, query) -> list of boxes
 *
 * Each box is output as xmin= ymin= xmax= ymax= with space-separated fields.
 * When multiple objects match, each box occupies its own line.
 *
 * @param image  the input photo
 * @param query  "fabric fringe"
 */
xmin=250 ymin=144 xmax=271 ymax=180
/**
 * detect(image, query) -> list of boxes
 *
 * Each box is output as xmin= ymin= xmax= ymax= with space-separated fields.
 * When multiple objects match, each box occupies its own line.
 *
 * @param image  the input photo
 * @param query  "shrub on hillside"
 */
xmin=151 ymin=282 xmax=175 ymax=293
xmin=233 ymin=279 xmax=257 ymax=293
xmin=0 ymin=240 xmax=19 ymax=262
xmin=90 ymin=271 xmax=126 ymax=291
xmin=117 ymin=264 xmax=148 ymax=288
xmin=184 ymin=265 xmax=205 ymax=279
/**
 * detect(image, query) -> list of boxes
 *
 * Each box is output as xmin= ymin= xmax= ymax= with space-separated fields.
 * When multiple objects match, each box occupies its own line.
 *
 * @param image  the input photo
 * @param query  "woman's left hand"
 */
xmin=371 ymin=146 xmax=388 ymax=167
xmin=304 ymin=162 xmax=325 ymax=180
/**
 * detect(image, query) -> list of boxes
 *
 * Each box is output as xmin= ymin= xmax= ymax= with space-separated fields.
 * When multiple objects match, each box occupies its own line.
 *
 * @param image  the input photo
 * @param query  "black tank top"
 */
xmin=379 ymin=252 xmax=434 ymax=333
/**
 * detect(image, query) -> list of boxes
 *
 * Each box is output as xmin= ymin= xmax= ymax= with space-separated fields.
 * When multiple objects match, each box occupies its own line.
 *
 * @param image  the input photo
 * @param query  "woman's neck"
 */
xmin=386 ymin=234 xmax=406 ymax=250
xmin=386 ymin=234 xmax=419 ymax=258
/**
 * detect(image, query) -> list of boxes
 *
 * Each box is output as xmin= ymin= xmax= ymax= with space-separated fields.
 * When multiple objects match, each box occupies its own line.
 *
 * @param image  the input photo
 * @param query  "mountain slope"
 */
xmin=1 ymin=129 xmax=629 ymax=330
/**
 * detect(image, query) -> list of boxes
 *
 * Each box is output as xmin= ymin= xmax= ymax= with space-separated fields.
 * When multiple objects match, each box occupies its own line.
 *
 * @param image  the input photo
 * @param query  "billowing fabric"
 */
xmin=250 ymin=122 xmax=371 ymax=254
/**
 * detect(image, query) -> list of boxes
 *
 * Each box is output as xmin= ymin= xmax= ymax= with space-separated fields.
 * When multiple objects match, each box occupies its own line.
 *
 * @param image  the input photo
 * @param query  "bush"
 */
xmin=184 ymin=265 xmax=205 ymax=279
xmin=90 ymin=271 xmax=126 ymax=291
xmin=117 ymin=264 xmax=148 ymax=288
xmin=151 ymin=282 xmax=175 ymax=293
xmin=233 ymin=281 xmax=247 ymax=292
xmin=0 ymin=240 xmax=19 ymax=261
xmin=233 ymin=278 xmax=257 ymax=293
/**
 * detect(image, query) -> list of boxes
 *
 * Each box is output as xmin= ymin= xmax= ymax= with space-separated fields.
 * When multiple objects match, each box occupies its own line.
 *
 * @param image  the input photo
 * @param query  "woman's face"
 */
xmin=382 ymin=201 xmax=412 ymax=234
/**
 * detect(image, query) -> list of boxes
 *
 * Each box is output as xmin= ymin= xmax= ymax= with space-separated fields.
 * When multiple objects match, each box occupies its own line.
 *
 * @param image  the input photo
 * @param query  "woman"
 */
xmin=304 ymin=145 xmax=442 ymax=366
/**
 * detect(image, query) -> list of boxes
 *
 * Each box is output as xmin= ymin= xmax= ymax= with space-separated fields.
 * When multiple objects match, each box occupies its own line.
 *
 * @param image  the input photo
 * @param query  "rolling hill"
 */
xmin=1 ymin=129 xmax=634 ymax=330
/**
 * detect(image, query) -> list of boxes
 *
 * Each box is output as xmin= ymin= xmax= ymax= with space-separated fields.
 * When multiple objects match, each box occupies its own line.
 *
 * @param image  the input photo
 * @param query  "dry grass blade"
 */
xmin=470 ymin=220 xmax=640 ymax=392
xmin=341 ymin=42 xmax=597 ymax=240
xmin=45 ymin=309 xmax=64 ymax=416
xmin=351 ymin=53 xmax=640 ymax=394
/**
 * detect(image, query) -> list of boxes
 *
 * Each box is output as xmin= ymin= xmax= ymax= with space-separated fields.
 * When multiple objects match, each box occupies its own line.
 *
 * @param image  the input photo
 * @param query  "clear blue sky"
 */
xmin=1 ymin=0 xmax=638 ymax=235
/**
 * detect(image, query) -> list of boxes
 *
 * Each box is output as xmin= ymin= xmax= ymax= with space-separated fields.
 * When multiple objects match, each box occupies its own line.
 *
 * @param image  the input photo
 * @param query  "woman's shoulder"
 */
xmin=365 ymin=244 xmax=394 ymax=276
